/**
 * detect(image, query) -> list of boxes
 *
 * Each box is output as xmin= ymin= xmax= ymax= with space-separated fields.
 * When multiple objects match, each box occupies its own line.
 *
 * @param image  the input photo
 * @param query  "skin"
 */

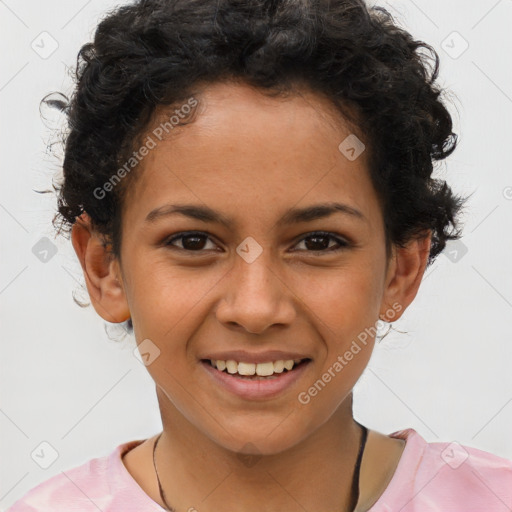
xmin=72 ymin=80 xmax=431 ymax=512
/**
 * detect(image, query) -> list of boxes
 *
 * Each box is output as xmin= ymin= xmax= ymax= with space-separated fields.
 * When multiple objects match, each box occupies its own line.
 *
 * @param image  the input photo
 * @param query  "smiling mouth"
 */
xmin=201 ymin=358 xmax=311 ymax=379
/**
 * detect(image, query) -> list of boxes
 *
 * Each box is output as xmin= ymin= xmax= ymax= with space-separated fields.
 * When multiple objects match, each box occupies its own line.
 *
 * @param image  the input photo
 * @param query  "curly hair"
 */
xmin=43 ymin=0 xmax=467 ymax=332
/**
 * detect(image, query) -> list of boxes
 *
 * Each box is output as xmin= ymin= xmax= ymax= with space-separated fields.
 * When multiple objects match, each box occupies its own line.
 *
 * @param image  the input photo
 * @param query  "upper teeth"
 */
xmin=209 ymin=359 xmax=303 ymax=376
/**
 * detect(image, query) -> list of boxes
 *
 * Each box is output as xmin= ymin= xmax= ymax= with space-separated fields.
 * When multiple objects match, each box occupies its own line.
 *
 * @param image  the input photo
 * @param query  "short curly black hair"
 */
xmin=44 ymin=0 xmax=467 ymax=331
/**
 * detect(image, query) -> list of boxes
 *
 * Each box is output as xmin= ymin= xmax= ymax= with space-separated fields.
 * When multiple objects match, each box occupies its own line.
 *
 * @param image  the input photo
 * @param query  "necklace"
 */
xmin=152 ymin=422 xmax=368 ymax=512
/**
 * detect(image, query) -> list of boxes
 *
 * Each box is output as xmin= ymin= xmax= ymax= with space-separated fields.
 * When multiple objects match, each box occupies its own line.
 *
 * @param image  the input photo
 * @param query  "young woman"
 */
xmin=8 ymin=0 xmax=512 ymax=511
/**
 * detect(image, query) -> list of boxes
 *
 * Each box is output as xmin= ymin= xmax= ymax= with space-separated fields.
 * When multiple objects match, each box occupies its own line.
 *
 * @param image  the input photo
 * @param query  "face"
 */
xmin=75 ymin=80 xmax=429 ymax=455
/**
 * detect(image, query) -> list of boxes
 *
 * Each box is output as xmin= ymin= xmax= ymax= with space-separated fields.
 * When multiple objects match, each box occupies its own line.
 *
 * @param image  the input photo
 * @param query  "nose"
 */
xmin=215 ymin=253 xmax=296 ymax=334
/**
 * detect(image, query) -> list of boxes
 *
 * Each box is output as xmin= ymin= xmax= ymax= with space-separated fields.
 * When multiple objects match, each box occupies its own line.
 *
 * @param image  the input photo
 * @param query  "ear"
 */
xmin=379 ymin=231 xmax=432 ymax=322
xmin=71 ymin=213 xmax=130 ymax=324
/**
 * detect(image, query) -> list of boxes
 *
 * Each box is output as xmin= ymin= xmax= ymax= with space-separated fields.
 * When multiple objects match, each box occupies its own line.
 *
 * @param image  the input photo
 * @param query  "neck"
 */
xmin=154 ymin=389 xmax=363 ymax=512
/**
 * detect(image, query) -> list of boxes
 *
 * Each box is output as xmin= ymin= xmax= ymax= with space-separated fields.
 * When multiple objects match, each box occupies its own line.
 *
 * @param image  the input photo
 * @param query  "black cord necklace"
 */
xmin=152 ymin=422 xmax=368 ymax=512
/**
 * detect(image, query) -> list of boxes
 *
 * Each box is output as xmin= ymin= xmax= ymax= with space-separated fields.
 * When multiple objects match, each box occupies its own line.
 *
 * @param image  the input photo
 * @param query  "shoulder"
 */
xmin=5 ymin=439 xmax=147 ymax=512
xmin=372 ymin=428 xmax=512 ymax=512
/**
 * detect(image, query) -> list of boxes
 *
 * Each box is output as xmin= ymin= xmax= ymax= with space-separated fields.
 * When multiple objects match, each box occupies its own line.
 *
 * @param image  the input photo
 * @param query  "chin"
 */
xmin=204 ymin=414 xmax=315 ymax=457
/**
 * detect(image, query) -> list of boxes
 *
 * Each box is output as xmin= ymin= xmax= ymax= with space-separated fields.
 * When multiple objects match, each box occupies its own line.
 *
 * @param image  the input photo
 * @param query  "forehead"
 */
xmin=155 ymin=80 xmax=364 ymax=152
xmin=123 ymin=81 xmax=378 ymax=230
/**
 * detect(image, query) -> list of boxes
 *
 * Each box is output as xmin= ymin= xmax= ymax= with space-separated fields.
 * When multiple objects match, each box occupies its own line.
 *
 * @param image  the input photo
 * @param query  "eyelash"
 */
xmin=163 ymin=231 xmax=350 ymax=254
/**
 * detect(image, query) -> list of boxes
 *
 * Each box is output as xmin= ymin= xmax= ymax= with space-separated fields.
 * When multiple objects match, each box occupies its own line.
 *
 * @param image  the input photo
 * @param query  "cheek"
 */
xmin=128 ymin=259 xmax=223 ymax=339
xmin=293 ymin=262 xmax=382 ymax=339
xmin=290 ymin=263 xmax=382 ymax=398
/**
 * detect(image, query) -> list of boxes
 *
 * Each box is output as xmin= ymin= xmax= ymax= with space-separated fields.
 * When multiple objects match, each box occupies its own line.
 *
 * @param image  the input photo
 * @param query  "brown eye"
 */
xmin=165 ymin=232 xmax=218 ymax=251
xmin=293 ymin=232 xmax=349 ymax=253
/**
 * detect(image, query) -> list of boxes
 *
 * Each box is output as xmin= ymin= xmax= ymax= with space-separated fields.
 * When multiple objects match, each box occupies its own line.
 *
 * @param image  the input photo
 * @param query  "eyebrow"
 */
xmin=145 ymin=202 xmax=366 ymax=227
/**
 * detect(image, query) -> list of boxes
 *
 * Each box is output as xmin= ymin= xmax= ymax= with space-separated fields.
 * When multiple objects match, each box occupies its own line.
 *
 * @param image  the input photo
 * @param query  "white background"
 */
xmin=1 ymin=0 xmax=512 ymax=508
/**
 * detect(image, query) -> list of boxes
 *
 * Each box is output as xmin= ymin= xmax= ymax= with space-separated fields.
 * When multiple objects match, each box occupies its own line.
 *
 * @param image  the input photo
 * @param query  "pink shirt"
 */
xmin=6 ymin=428 xmax=512 ymax=511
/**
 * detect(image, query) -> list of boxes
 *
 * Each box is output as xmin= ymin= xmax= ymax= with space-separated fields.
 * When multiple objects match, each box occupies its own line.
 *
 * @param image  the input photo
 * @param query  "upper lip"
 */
xmin=200 ymin=350 xmax=311 ymax=364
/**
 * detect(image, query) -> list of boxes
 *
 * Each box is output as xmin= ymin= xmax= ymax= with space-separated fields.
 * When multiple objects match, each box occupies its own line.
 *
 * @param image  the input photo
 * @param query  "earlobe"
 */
xmin=71 ymin=214 xmax=131 ymax=324
xmin=379 ymin=232 xmax=432 ymax=322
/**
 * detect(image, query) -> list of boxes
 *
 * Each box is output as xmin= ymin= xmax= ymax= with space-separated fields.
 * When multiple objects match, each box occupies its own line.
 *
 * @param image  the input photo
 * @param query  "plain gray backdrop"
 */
xmin=1 ymin=0 xmax=512 ymax=508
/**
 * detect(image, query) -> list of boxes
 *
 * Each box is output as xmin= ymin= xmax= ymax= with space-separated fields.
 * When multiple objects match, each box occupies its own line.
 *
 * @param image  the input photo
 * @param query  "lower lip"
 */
xmin=200 ymin=360 xmax=311 ymax=400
